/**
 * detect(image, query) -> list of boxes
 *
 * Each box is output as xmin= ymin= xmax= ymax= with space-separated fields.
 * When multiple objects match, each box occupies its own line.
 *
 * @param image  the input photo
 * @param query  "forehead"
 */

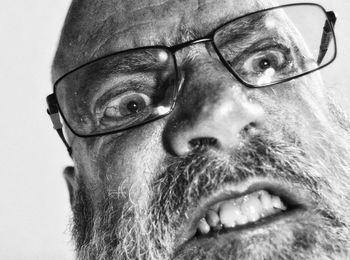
xmin=53 ymin=0 xmax=275 ymax=81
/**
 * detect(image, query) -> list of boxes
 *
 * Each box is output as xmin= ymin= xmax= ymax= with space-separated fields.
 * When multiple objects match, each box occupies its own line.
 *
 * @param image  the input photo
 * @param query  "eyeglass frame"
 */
xmin=46 ymin=3 xmax=337 ymax=155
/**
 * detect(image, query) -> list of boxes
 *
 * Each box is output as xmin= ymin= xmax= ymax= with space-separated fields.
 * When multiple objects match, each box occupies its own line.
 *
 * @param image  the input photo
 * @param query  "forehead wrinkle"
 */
xmin=97 ymin=15 xmax=205 ymax=55
xmin=91 ymin=1 xmax=203 ymax=52
xmin=52 ymin=0 xmax=277 ymax=82
xmin=90 ymin=20 xmax=161 ymax=59
xmin=127 ymin=0 xmax=173 ymax=11
xmin=92 ymin=6 xmax=237 ymax=61
xmin=54 ymin=2 xmax=183 ymax=79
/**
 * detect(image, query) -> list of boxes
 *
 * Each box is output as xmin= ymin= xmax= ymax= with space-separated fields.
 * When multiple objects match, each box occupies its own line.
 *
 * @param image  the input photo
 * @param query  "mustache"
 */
xmin=149 ymin=134 xmax=322 ymax=227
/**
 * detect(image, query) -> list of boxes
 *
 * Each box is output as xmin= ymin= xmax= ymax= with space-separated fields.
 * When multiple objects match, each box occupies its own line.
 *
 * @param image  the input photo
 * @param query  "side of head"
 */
xmin=52 ymin=0 xmax=350 ymax=259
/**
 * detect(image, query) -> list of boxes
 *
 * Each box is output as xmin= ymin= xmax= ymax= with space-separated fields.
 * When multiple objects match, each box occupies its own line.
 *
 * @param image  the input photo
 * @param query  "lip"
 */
xmin=174 ymin=206 xmax=306 ymax=259
xmin=174 ymin=178 xmax=309 ymax=249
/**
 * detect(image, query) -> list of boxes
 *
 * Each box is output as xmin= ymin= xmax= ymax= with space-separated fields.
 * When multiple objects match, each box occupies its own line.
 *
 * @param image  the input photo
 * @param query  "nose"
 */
xmin=163 ymin=56 xmax=264 ymax=156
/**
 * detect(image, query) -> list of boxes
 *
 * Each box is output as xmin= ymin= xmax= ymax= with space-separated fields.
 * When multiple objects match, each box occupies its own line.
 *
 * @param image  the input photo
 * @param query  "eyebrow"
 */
xmin=214 ymin=12 xmax=268 ymax=46
xmin=74 ymin=50 xmax=162 ymax=91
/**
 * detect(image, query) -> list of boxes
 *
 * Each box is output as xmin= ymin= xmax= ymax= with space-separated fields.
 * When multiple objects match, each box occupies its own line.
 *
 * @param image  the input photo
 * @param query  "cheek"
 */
xmin=287 ymin=75 xmax=331 ymax=130
xmin=249 ymin=74 xmax=330 ymax=139
xmin=91 ymin=119 xmax=167 ymax=202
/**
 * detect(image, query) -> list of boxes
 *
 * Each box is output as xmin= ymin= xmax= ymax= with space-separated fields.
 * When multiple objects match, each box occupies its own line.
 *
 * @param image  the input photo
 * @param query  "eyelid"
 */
xmin=97 ymin=92 xmax=153 ymax=129
xmin=103 ymin=91 xmax=151 ymax=117
xmin=95 ymin=86 xmax=147 ymax=118
xmin=93 ymin=76 xmax=156 ymax=113
xmin=252 ymin=44 xmax=291 ymax=55
xmin=95 ymin=90 xmax=150 ymax=126
xmin=234 ymin=42 xmax=292 ymax=67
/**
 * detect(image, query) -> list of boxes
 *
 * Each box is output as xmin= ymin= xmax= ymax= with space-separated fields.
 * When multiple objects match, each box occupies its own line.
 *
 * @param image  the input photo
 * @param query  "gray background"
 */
xmin=0 ymin=0 xmax=349 ymax=259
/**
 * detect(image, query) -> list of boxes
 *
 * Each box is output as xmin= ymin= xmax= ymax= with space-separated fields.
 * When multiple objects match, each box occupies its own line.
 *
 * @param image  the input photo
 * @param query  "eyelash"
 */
xmin=227 ymin=42 xmax=292 ymax=66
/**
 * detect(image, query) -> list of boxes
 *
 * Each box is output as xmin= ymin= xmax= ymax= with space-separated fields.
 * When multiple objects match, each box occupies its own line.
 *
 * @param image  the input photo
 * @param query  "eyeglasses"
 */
xmin=46 ymin=3 xmax=337 ymax=155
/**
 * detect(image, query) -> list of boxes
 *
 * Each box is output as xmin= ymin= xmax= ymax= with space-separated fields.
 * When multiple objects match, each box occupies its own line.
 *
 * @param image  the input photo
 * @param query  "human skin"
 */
xmin=52 ymin=0 xmax=350 ymax=259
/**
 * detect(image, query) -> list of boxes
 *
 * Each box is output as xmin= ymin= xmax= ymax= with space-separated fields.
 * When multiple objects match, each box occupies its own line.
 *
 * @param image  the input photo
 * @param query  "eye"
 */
xmin=243 ymin=50 xmax=288 ymax=74
xmin=102 ymin=92 xmax=151 ymax=120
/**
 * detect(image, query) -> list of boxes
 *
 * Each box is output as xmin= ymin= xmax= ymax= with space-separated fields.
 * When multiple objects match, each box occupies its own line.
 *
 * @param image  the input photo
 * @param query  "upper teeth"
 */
xmin=197 ymin=190 xmax=287 ymax=235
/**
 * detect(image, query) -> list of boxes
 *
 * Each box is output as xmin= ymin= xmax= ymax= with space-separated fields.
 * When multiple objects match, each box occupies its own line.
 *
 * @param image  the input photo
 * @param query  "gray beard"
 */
xmin=71 ymin=104 xmax=350 ymax=260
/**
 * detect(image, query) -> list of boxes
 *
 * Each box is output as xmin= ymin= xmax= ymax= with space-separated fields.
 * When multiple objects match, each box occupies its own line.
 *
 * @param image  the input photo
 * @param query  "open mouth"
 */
xmin=196 ymin=190 xmax=288 ymax=235
xmin=180 ymin=182 xmax=305 ymax=244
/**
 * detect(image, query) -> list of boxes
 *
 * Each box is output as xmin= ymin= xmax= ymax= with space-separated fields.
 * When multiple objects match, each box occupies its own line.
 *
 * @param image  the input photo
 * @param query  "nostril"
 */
xmin=189 ymin=137 xmax=219 ymax=151
xmin=242 ymin=122 xmax=257 ymax=133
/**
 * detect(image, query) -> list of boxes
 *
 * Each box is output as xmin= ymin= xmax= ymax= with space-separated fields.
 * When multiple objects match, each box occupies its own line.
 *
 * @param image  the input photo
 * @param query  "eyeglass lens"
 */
xmin=56 ymin=48 xmax=178 ymax=136
xmin=213 ymin=4 xmax=335 ymax=87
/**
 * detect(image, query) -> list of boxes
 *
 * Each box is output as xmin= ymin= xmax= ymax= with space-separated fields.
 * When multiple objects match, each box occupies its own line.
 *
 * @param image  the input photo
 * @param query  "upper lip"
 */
xmin=174 ymin=177 xmax=309 ymax=247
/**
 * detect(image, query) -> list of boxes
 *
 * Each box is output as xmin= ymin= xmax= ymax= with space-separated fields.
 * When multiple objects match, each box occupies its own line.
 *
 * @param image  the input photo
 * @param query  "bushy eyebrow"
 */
xmin=175 ymin=12 xmax=268 ymax=64
xmin=214 ymin=12 xmax=267 ymax=46
xmin=73 ymin=51 xmax=163 ymax=102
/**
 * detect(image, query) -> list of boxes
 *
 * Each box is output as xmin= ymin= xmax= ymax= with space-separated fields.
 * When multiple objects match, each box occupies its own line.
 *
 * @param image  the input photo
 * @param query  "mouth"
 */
xmin=175 ymin=180 xmax=306 ymax=248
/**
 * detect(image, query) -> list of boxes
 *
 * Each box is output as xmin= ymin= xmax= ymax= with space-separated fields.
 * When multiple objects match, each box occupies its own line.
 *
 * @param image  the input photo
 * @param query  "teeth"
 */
xmin=206 ymin=210 xmax=220 ymax=227
xmin=197 ymin=190 xmax=287 ymax=234
xmin=260 ymin=190 xmax=273 ymax=210
xmin=219 ymin=201 xmax=237 ymax=228
xmin=271 ymin=195 xmax=287 ymax=210
xmin=198 ymin=218 xmax=210 ymax=234
xmin=241 ymin=195 xmax=262 ymax=222
xmin=219 ymin=200 xmax=247 ymax=228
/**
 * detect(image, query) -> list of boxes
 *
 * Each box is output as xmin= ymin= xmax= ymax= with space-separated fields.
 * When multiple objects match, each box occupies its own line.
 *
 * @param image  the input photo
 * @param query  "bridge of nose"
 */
xmin=163 ymin=54 xmax=265 ymax=155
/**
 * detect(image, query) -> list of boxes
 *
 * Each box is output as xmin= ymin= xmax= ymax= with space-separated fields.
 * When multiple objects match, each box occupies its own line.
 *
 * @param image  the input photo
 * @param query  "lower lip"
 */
xmin=174 ymin=206 xmax=305 ymax=255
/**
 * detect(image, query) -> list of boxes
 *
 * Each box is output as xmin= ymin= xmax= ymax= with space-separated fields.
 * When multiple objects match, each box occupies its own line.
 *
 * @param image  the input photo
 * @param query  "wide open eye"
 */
xmin=243 ymin=49 xmax=288 ymax=74
xmin=237 ymin=46 xmax=297 ymax=86
xmin=101 ymin=91 xmax=151 ymax=124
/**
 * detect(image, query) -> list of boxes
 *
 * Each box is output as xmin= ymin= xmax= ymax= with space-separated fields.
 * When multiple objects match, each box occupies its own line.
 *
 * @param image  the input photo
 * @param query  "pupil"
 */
xmin=127 ymin=101 xmax=139 ymax=113
xmin=259 ymin=59 xmax=271 ymax=70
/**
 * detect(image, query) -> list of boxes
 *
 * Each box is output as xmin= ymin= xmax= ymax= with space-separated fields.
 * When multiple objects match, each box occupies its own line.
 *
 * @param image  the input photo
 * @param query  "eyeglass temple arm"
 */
xmin=317 ymin=11 xmax=337 ymax=66
xmin=46 ymin=94 xmax=73 ymax=156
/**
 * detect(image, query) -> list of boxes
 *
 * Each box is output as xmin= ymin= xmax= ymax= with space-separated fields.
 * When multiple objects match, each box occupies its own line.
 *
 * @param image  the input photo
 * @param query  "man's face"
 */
xmin=53 ymin=0 xmax=350 ymax=259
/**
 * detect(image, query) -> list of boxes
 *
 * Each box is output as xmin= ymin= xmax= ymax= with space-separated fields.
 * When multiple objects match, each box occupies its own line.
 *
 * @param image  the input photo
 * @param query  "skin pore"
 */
xmin=53 ymin=0 xmax=350 ymax=259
